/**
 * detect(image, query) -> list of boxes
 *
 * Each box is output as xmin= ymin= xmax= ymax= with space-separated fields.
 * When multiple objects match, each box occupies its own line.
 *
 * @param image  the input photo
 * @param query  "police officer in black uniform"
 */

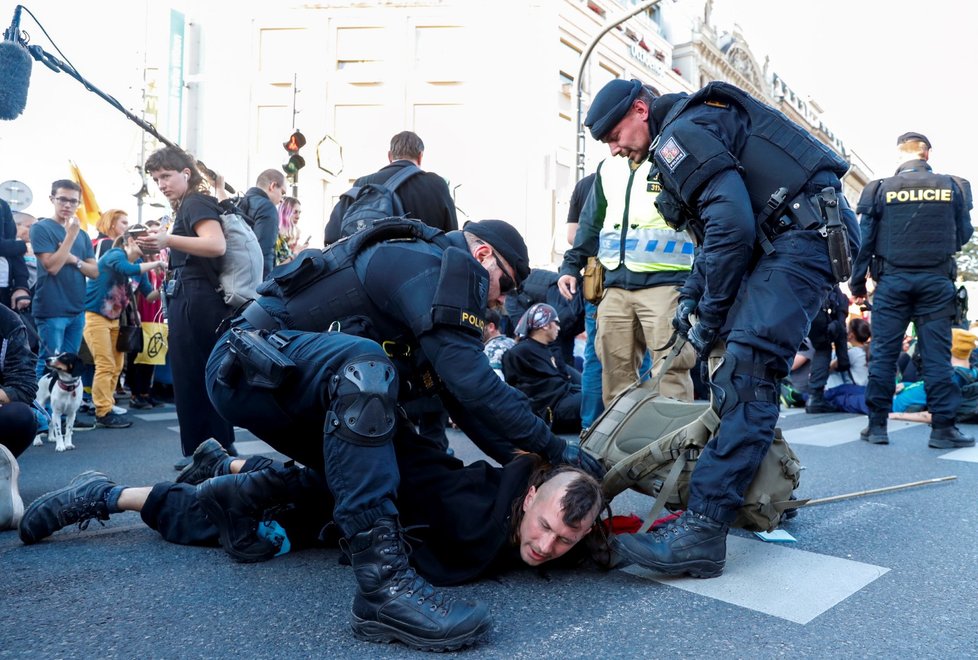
xmin=203 ymin=218 xmax=604 ymax=652
xmin=850 ymin=132 xmax=975 ymax=448
xmin=598 ymin=80 xmax=859 ymax=578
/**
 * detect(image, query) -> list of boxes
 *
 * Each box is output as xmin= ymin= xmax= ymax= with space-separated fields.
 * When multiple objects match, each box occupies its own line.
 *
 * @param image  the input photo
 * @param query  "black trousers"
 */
xmin=0 ymin=402 xmax=38 ymax=457
xmin=167 ymin=278 xmax=235 ymax=455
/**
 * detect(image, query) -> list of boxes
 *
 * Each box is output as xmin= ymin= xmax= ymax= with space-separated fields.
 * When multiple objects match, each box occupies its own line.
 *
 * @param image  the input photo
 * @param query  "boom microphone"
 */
xmin=0 ymin=5 xmax=31 ymax=120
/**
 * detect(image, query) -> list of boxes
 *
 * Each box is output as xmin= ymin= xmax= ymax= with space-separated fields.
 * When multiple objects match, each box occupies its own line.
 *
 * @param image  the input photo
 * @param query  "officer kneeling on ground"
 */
xmin=593 ymin=79 xmax=860 ymax=578
xmin=203 ymin=218 xmax=604 ymax=651
xmin=849 ymin=132 xmax=975 ymax=448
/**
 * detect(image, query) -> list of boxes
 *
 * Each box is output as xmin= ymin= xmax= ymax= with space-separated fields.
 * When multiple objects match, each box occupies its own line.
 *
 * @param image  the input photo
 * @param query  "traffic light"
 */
xmin=283 ymin=130 xmax=306 ymax=177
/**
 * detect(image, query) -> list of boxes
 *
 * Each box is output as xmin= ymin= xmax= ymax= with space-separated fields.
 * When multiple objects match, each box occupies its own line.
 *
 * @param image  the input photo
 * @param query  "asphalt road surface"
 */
xmin=3 ymin=402 xmax=977 ymax=658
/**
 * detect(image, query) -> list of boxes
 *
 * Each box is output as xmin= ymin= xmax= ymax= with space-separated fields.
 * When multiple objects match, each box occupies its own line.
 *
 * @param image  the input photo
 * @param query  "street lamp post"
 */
xmin=575 ymin=0 xmax=663 ymax=182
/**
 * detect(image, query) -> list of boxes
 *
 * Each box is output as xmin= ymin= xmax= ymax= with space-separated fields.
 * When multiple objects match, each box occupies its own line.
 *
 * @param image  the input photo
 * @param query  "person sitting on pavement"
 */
xmin=483 ymin=308 xmax=515 ymax=380
xmin=0 ymin=304 xmax=38 ymax=531
xmin=502 ymin=303 xmax=582 ymax=433
xmin=18 ymin=434 xmax=608 ymax=624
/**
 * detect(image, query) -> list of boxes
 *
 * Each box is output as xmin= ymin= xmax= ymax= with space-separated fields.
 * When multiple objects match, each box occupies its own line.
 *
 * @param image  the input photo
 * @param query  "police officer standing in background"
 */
xmin=609 ymin=80 xmax=859 ymax=578
xmin=205 ymin=218 xmax=603 ymax=651
xmin=850 ymin=132 xmax=974 ymax=448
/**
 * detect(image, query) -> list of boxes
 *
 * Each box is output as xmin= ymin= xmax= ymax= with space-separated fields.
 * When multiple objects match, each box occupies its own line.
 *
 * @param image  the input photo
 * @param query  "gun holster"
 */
xmin=221 ymin=327 xmax=296 ymax=389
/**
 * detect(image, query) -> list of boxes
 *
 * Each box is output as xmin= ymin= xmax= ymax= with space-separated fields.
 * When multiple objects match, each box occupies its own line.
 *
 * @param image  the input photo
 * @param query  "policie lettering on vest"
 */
xmin=884 ymin=188 xmax=953 ymax=204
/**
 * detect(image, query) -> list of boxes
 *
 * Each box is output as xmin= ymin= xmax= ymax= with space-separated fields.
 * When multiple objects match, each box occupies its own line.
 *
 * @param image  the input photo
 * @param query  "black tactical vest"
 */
xmin=875 ymin=169 xmax=957 ymax=268
xmin=654 ymin=82 xmax=850 ymax=216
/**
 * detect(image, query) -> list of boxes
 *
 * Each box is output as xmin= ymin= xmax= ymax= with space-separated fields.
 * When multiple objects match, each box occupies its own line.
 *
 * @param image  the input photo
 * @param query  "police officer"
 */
xmin=604 ymin=80 xmax=859 ymax=578
xmin=204 ymin=218 xmax=604 ymax=651
xmin=850 ymin=132 xmax=975 ymax=448
xmin=558 ymin=79 xmax=696 ymax=403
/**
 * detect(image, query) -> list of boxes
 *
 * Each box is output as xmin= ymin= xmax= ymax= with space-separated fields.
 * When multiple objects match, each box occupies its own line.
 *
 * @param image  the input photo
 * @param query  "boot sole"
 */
xmin=350 ymin=615 xmax=492 ymax=652
xmin=928 ymin=440 xmax=976 ymax=449
xmin=196 ymin=483 xmax=275 ymax=563
xmin=0 ymin=444 xmax=24 ymax=531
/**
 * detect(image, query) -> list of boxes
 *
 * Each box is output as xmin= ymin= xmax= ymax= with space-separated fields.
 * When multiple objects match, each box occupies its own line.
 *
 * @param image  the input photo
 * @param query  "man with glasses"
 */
xmin=204 ymin=218 xmax=604 ymax=652
xmin=29 ymin=180 xmax=97 ymax=381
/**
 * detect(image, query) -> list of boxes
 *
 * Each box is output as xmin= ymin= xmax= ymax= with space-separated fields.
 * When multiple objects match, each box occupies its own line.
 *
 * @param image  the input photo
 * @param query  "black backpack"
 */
xmin=954 ymin=366 xmax=978 ymax=422
xmin=339 ymin=164 xmax=422 ymax=238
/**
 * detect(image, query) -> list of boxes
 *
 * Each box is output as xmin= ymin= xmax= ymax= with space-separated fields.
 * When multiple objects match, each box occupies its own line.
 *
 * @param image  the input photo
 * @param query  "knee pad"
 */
xmin=325 ymin=357 xmax=397 ymax=447
xmin=708 ymin=352 xmax=779 ymax=417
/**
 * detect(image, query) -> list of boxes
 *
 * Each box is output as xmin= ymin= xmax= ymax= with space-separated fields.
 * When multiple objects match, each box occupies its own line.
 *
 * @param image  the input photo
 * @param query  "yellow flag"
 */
xmin=68 ymin=160 xmax=101 ymax=231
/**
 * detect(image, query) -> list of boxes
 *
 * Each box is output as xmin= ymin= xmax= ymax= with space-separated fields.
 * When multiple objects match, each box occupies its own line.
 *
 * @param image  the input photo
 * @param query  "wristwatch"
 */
xmin=75 ymin=258 xmax=83 ymax=270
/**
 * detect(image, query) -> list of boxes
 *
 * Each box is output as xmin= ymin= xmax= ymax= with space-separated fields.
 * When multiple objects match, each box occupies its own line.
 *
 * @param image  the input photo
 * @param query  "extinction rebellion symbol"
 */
xmin=146 ymin=331 xmax=166 ymax=358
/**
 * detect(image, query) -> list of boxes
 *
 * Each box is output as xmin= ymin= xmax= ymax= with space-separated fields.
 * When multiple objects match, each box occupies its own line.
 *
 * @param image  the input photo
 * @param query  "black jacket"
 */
xmin=238 ymin=187 xmax=279 ymax=279
xmin=324 ymin=160 xmax=458 ymax=244
xmin=502 ymin=339 xmax=581 ymax=416
xmin=0 ymin=304 xmax=37 ymax=404
xmin=0 ymin=199 xmax=30 ymax=295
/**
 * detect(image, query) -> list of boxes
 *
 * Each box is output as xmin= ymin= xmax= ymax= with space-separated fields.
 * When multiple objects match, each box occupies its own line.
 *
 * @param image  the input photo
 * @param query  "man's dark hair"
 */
xmin=485 ymin=308 xmax=502 ymax=328
xmin=50 ymin=179 xmax=81 ymax=196
xmin=509 ymin=460 xmax=612 ymax=567
xmin=389 ymin=131 xmax=424 ymax=161
xmin=850 ymin=317 xmax=871 ymax=344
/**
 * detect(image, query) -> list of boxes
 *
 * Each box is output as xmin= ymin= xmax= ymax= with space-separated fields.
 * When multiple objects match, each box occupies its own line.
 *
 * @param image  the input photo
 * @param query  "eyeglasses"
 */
xmin=492 ymin=251 xmax=517 ymax=294
xmin=53 ymin=196 xmax=81 ymax=206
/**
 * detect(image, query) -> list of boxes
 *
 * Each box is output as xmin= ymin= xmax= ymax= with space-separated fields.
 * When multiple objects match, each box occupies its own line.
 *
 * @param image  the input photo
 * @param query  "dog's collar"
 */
xmin=57 ymin=378 xmax=81 ymax=393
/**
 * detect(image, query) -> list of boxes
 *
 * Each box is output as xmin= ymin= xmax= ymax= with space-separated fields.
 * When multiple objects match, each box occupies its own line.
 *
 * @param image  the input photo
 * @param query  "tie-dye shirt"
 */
xmin=84 ymin=247 xmax=152 ymax=320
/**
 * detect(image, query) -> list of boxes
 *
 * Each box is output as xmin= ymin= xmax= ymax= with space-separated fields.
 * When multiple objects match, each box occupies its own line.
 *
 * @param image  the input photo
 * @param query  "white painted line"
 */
xmin=622 ymin=535 xmax=889 ymax=624
xmin=166 ymin=426 xmax=179 ymax=433
xmin=779 ymin=408 xmax=806 ymax=417
xmin=937 ymin=445 xmax=978 ymax=463
xmin=784 ymin=417 xmax=920 ymax=447
xmin=133 ymin=412 xmax=179 ymax=422
xmin=234 ymin=440 xmax=278 ymax=455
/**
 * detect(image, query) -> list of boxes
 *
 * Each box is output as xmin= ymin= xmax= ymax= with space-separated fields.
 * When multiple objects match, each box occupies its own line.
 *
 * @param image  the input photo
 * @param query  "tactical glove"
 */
xmin=545 ymin=436 xmax=606 ymax=480
xmin=688 ymin=322 xmax=718 ymax=358
xmin=672 ymin=298 xmax=696 ymax=338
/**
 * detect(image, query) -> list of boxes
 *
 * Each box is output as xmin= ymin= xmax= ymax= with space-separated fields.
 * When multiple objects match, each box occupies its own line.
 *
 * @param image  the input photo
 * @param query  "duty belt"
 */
xmin=242 ymin=301 xmax=284 ymax=332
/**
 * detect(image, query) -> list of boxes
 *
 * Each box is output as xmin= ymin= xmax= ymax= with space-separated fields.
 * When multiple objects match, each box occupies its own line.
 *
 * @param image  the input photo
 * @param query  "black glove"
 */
xmin=688 ymin=322 xmax=718 ymax=358
xmin=672 ymin=298 xmax=696 ymax=338
xmin=545 ymin=436 xmax=606 ymax=480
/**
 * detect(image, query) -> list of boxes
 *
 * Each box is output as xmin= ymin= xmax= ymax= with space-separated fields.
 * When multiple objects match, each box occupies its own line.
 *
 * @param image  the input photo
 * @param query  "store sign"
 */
xmin=629 ymin=44 xmax=664 ymax=76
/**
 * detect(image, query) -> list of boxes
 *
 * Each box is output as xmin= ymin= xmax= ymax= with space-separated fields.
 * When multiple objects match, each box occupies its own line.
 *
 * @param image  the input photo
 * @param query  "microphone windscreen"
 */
xmin=0 ymin=38 xmax=32 ymax=120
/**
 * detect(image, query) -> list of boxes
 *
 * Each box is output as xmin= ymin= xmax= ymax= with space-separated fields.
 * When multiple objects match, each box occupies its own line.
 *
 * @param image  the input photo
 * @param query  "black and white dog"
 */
xmin=34 ymin=353 xmax=84 ymax=452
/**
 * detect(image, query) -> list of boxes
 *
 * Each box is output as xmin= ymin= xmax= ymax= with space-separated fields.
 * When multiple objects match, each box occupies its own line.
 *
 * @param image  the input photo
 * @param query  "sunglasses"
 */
xmin=492 ymin=251 xmax=517 ymax=294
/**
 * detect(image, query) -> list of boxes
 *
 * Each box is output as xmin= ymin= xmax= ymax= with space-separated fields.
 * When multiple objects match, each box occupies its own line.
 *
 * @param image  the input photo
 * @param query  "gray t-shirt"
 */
xmin=29 ymin=218 xmax=94 ymax=319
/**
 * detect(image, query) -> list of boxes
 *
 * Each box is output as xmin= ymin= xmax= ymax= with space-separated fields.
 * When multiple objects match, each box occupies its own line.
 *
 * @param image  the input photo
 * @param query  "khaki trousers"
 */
xmin=595 ymin=286 xmax=695 ymax=403
xmin=83 ymin=311 xmax=124 ymax=417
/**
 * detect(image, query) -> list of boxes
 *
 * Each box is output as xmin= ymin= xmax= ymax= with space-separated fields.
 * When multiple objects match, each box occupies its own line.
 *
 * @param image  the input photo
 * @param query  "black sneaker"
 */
xmin=129 ymin=397 xmax=153 ymax=410
xmin=72 ymin=416 xmax=96 ymax=431
xmin=176 ymin=439 xmax=231 ymax=485
xmin=96 ymin=413 xmax=132 ymax=429
xmin=19 ymin=471 xmax=115 ymax=544
xmin=929 ymin=426 xmax=976 ymax=449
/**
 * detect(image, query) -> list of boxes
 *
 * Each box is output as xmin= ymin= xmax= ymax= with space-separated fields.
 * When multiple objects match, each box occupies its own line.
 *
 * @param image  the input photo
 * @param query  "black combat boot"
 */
xmin=347 ymin=517 xmax=491 ymax=651
xmin=929 ymin=425 xmax=976 ymax=449
xmin=19 ymin=471 xmax=115 ymax=544
xmin=805 ymin=389 xmax=836 ymax=414
xmin=196 ymin=468 xmax=294 ymax=562
xmin=613 ymin=510 xmax=728 ymax=578
xmin=860 ymin=422 xmax=889 ymax=445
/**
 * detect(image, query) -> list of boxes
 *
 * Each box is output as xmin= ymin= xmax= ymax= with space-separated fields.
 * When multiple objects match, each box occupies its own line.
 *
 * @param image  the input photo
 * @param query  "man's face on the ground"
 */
xmin=518 ymin=475 xmax=597 ymax=566
xmin=50 ymin=188 xmax=81 ymax=223
xmin=603 ymin=101 xmax=652 ymax=163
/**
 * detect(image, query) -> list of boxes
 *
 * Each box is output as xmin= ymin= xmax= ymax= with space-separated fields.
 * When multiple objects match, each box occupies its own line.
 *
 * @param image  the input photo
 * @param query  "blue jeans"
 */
xmin=35 ymin=313 xmax=85 ymax=380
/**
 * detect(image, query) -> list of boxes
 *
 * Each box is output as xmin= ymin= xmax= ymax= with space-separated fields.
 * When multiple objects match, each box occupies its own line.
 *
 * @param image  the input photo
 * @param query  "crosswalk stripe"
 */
xmin=622 ymin=535 xmax=889 ymax=624
xmin=783 ymin=417 xmax=921 ymax=447
xmin=133 ymin=412 xmax=179 ymax=422
xmin=938 ymin=445 xmax=978 ymax=463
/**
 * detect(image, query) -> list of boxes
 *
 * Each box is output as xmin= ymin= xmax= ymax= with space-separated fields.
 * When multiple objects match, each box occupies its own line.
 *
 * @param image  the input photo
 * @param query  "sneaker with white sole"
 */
xmin=0 ymin=444 xmax=24 ymax=531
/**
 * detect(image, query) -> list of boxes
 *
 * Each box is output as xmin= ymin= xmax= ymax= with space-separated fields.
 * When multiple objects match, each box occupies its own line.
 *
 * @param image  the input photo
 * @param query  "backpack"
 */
xmin=582 ymin=360 xmax=802 ymax=532
xmin=954 ymin=366 xmax=978 ymax=422
xmin=505 ymin=269 xmax=586 ymax=340
xmin=339 ymin=164 xmax=422 ymax=238
xmin=210 ymin=199 xmax=264 ymax=308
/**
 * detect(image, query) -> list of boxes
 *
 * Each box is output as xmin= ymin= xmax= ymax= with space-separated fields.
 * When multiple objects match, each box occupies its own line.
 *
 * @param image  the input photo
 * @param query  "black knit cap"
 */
xmin=463 ymin=219 xmax=531 ymax=285
xmin=897 ymin=132 xmax=931 ymax=149
xmin=585 ymin=78 xmax=643 ymax=141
